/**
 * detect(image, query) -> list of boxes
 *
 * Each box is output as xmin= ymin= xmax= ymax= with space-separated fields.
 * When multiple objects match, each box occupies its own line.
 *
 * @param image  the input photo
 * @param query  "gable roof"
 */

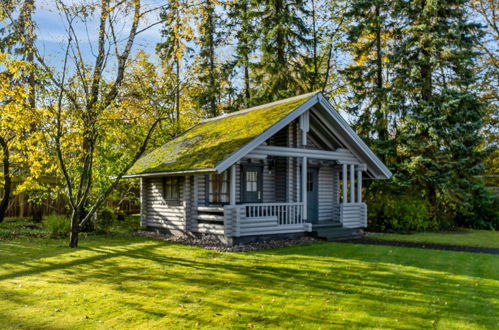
xmin=125 ymin=92 xmax=392 ymax=179
xmin=126 ymin=92 xmax=317 ymax=176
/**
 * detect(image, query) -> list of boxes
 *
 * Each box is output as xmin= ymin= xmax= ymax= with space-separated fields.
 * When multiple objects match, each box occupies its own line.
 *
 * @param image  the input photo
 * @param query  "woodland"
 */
xmin=0 ymin=0 xmax=497 ymax=247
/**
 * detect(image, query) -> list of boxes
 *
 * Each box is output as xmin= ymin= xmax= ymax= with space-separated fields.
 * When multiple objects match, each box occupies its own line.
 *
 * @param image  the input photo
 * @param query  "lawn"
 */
xmin=0 ymin=233 xmax=497 ymax=329
xmin=371 ymin=229 xmax=499 ymax=248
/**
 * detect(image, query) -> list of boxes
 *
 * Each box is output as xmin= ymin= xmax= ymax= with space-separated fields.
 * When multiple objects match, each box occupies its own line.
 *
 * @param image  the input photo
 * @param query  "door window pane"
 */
xmin=246 ymin=171 xmax=258 ymax=192
xmin=307 ymin=172 xmax=314 ymax=192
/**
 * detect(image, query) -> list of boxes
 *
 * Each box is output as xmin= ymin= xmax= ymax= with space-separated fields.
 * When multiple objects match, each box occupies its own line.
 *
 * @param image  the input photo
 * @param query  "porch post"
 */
xmin=230 ymin=164 xmax=236 ymax=206
xmin=302 ymin=156 xmax=307 ymax=221
xmin=357 ymin=167 xmax=362 ymax=203
xmin=342 ymin=163 xmax=347 ymax=203
xmin=350 ymin=164 xmax=355 ymax=203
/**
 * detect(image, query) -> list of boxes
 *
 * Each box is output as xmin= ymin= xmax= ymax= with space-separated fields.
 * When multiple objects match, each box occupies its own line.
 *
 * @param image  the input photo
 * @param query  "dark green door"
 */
xmin=242 ymin=165 xmax=263 ymax=203
xmin=307 ymin=167 xmax=319 ymax=223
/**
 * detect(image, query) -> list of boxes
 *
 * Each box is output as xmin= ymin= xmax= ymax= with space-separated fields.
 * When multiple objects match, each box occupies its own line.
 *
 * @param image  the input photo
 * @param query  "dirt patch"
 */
xmin=136 ymin=230 xmax=323 ymax=252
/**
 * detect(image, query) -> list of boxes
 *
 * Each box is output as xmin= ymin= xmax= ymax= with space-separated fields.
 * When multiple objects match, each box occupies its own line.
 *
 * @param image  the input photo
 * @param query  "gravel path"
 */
xmin=340 ymin=237 xmax=499 ymax=255
xmin=136 ymin=231 xmax=323 ymax=252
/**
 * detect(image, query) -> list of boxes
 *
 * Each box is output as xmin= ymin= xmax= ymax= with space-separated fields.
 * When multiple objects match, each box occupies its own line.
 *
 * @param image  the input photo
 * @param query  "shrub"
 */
xmin=456 ymin=185 xmax=499 ymax=230
xmin=367 ymin=192 xmax=434 ymax=232
xmin=0 ymin=219 xmax=50 ymax=239
xmin=43 ymin=214 xmax=71 ymax=238
xmin=93 ymin=207 xmax=116 ymax=233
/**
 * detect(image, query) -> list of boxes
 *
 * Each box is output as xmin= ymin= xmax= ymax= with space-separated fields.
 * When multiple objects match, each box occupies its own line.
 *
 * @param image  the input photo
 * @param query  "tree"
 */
xmin=226 ymin=0 xmax=258 ymax=108
xmin=342 ymin=0 xmax=394 ymax=160
xmin=156 ymin=0 xmax=193 ymax=134
xmin=0 ymin=0 xmax=44 ymax=223
xmin=36 ymin=0 xmax=172 ymax=247
xmin=253 ymin=0 xmax=312 ymax=103
xmin=392 ymin=0 xmax=486 ymax=222
xmin=0 ymin=54 xmax=41 ymax=222
xmin=467 ymin=0 xmax=498 ymax=186
xmin=194 ymin=0 xmax=222 ymax=118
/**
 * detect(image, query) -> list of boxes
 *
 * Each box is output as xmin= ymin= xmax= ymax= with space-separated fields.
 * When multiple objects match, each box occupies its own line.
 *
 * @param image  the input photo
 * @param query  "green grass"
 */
xmin=371 ymin=229 xmax=499 ymax=248
xmin=0 ymin=234 xmax=497 ymax=329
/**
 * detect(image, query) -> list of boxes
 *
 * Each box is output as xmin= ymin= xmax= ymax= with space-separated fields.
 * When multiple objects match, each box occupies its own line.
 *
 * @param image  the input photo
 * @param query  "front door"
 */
xmin=242 ymin=165 xmax=263 ymax=203
xmin=307 ymin=167 xmax=319 ymax=223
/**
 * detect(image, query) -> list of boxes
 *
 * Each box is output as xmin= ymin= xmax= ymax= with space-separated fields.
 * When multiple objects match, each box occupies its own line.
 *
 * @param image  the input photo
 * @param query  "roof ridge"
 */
xmin=200 ymin=91 xmax=320 ymax=123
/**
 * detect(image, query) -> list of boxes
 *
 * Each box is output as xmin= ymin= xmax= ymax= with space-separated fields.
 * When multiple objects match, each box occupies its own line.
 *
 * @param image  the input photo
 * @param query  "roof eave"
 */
xmin=123 ymin=168 xmax=216 ymax=178
xmin=317 ymin=95 xmax=392 ymax=179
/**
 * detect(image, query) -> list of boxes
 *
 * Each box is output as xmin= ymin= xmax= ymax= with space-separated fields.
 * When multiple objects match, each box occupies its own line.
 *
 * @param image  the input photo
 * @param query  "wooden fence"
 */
xmin=1 ymin=189 xmax=140 ymax=219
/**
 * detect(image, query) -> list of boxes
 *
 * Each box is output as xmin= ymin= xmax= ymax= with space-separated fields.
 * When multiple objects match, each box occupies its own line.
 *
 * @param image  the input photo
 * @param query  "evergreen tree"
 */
xmin=253 ymin=0 xmax=312 ymax=103
xmin=156 ymin=0 xmax=193 ymax=133
xmin=342 ymin=0 xmax=393 ymax=161
xmin=392 ymin=0 xmax=485 ymax=221
xmin=226 ymin=0 xmax=258 ymax=108
xmin=195 ymin=0 xmax=222 ymax=117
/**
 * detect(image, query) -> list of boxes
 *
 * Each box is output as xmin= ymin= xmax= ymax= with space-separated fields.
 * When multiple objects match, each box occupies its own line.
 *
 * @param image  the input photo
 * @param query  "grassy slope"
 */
xmin=0 ymin=236 xmax=497 ymax=329
xmin=372 ymin=230 xmax=499 ymax=248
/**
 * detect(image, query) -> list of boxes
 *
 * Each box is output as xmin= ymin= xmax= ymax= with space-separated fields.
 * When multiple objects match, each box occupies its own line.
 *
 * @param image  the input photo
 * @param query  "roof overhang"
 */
xmin=123 ymin=168 xmax=216 ymax=178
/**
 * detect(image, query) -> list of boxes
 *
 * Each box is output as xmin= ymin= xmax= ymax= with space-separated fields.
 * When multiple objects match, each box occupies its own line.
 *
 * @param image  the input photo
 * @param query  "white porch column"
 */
xmin=230 ymin=164 xmax=236 ymax=206
xmin=357 ymin=167 xmax=362 ymax=203
xmin=350 ymin=164 xmax=355 ymax=203
xmin=342 ymin=163 xmax=347 ymax=203
xmin=302 ymin=156 xmax=308 ymax=221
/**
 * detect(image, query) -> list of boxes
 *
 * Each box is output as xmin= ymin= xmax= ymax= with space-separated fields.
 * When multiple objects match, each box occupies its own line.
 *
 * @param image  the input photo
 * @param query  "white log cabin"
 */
xmin=124 ymin=92 xmax=392 ymax=244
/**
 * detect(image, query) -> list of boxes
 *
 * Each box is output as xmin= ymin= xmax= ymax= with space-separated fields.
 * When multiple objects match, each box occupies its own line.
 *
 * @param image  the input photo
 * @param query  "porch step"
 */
xmin=311 ymin=225 xmax=363 ymax=241
xmin=312 ymin=221 xmax=342 ymax=229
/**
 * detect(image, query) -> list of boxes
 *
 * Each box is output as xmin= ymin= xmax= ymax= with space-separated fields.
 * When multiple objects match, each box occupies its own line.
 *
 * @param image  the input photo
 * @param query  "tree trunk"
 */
xmin=244 ymin=62 xmax=250 ymax=106
xmin=0 ymin=138 xmax=12 ymax=223
xmin=69 ymin=208 xmax=82 ymax=248
xmin=311 ymin=0 xmax=318 ymax=91
xmin=32 ymin=204 xmax=43 ymax=222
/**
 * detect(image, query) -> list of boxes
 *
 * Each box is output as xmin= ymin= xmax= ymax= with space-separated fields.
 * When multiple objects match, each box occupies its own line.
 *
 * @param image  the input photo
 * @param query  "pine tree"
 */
xmin=226 ymin=0 xmax=258 ymax=108
xmin=254 ymin=0 xmax=312 ymax=103
xmin=342 ymin=0 xmax=393 ymax=161
xmin=156 ymin=0 xmax=193 ymax=133
xmin=392 ymin=0 xmax=485 ymax=221
xmin=195 ymin=0 xmax=221 ymax=117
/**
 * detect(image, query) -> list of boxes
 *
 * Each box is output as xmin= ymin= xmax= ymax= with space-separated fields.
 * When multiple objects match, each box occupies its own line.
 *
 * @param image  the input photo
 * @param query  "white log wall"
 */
xmin=143 ymin=177 xmax=187 ymax=231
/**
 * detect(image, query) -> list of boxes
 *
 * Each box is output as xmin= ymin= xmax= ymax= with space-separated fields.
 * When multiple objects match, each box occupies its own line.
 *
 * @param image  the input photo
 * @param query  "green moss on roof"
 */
xmin=128 ymin=93 xmax=316 ymax=175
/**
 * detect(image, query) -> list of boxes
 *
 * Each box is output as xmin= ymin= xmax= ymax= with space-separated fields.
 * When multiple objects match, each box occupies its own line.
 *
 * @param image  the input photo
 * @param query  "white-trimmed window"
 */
xmin=207 ymin=172 xmax=229 ymax=205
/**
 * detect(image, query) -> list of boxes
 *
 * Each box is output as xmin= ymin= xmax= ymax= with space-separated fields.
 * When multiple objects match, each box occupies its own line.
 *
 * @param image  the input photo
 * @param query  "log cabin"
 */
xmin=124 ymin=92 xmax=392 ymax=244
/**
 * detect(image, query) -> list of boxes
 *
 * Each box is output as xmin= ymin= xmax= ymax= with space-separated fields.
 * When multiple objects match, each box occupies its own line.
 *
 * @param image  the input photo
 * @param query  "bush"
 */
xmin=367 ymin=192 xmax=435 ymax=232
xmin=0 ymin=219 xmax=50 ymax=239
xmin=93 ymin=207 xmax=116 ymax=233
xmin=456 ymin=185 xmax=499 ymax=230
xmin=43 ymin=214 xmax=71 ymax=238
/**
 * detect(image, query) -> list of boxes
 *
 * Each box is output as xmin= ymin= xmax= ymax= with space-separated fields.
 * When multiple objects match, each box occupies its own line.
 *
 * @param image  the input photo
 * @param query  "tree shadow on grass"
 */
xmin=0 ymin=238 xmax=497 ymax=328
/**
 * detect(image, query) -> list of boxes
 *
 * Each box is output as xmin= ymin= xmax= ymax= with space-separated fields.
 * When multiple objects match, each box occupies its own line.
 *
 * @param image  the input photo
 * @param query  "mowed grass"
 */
xmin=0 ymin=235 xmax=497 ymax=329
xmin=372 ymin=229 xmax=499 ymax=248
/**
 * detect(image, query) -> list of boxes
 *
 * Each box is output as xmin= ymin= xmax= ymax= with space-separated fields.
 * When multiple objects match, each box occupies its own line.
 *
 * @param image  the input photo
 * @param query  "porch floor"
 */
xmin=311 ymin=221 xmax=363 ymax=241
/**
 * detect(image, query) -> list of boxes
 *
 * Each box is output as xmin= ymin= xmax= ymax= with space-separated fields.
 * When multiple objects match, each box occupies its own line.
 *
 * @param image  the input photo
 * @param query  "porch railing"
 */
xmin=244 ymin=202 xmax=303 ymax=225
xmin=224 ymin=202 xmax=308 ymax=237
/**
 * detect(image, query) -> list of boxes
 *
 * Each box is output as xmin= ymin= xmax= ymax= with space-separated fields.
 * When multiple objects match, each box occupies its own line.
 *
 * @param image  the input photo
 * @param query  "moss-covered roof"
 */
xmin=127 ymin=93 xmax=316 ymax=175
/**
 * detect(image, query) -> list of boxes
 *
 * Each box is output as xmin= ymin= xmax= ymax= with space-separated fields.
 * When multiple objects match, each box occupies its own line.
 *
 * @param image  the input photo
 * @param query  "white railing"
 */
xmin=244 ymin=202 xmax=304 ymax=225
xmin=224 ymin=202 xmax=307 ymax=237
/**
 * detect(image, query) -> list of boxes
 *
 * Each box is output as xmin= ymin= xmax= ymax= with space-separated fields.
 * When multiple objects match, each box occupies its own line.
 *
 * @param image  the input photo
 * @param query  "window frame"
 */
xmin=162 ymin=176 xmax=180 ymax=202
xmin=206 ymin=172 xmax=230 ymax=205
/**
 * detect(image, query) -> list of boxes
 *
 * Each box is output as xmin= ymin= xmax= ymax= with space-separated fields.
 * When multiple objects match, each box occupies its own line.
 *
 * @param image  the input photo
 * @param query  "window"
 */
xmin=307 ymin=172 xmax=314 ymax=192
xmin=207 ymin=172 xmax=229 ymax=204
xmin=246 ymin=170 xmax=258 ymax=192
xmin=162 ymin=176 xmax=180 ymax=201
